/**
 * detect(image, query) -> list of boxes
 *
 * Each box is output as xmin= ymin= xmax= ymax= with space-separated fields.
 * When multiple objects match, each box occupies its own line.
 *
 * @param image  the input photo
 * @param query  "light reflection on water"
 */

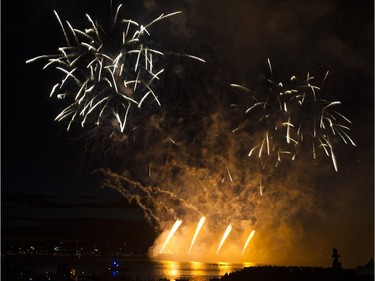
xmin=3 ymin=256 xmax=254 ymax=281
xmin=151 ymin=260 xmax=252 ymax=281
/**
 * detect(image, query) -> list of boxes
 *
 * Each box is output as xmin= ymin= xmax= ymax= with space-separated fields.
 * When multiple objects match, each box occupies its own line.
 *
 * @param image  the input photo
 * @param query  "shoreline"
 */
xmin=2 ymin=256 xmax=373 ymax=281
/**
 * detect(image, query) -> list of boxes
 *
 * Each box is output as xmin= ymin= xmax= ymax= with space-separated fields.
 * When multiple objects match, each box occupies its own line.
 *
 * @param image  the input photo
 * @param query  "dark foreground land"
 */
xmin=3 ymin=266 xmax=374 ymax=281
xmin=211 ymin=265 xmax=374 ymax=281
xmin=2 ymin=257 xmax=373 ymax=281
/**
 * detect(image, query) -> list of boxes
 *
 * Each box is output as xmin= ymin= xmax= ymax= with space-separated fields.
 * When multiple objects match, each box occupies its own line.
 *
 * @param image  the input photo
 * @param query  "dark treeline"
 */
xmin=212 ymin=264 xmax=374 ymax=281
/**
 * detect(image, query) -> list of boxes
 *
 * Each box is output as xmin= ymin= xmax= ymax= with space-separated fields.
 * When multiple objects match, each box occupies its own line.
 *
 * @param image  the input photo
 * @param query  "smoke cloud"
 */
xmin=44 ymin=0 xmax=371 ymax=266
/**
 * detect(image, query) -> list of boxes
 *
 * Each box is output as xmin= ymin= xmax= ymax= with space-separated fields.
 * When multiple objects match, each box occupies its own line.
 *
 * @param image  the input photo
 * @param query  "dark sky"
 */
xmin=2 ymin=0 xmax=374 ymax=267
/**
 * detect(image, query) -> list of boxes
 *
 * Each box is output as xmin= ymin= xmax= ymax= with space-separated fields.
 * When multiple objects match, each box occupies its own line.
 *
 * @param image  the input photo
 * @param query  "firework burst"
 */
xmin=231 ymin=59 xmax=355 ymax=171
xmin=26 ymin=3 xmax=204 ymax=132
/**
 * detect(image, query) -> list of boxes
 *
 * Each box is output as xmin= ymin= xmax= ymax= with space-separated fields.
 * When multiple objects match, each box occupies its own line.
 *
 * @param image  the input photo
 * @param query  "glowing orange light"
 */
xmin=163 ymin=261 xmax=180 ymax=277
xmin=216 ymin=224 xmax=232 ymax=255
xmin=188 ymin=216 xmax=206 ymax=254
xmin=159 ymin=219 xmax=183 ymax=254
xmin=241 ymin=230 xmax=255 ymax=255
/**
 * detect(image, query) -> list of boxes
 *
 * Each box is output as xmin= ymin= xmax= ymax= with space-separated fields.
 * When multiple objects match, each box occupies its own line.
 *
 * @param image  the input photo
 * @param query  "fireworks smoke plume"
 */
xmin=26 ymin=1 xmax=358 ymax=265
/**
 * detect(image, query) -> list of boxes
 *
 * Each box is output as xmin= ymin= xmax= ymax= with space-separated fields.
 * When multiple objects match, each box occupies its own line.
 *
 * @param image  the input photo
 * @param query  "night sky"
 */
xmin=2 ymin=0 xmax=374 ymax=267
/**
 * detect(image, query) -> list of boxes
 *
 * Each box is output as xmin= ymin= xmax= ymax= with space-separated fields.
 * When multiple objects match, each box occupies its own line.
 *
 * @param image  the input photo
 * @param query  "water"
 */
xmin=122 ymin=259 xmax=249 ymax=280
xmin=3 ymin=256 xmax=252 ymax=281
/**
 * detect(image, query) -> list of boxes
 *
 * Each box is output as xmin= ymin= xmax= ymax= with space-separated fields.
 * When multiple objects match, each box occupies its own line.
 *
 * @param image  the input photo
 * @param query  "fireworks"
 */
xmin=156 ymin=218 xmax=256 ymax=260
xmin=216 ymin=224 xmax=232 ymax=255
xmin=160 ymin=219 xmax=183 ymax=254
xmin=22 ymin=0 xmax=361 ymax=267
xmin=188 ymin=216 xmax=206 ymax=254
xmin=231 ymin=59 xmax=355 ymax=171
xmin=241 ymin=230 xmax=255 ymax=255
xmin=26 ymin=3 xmax=204 ymax=132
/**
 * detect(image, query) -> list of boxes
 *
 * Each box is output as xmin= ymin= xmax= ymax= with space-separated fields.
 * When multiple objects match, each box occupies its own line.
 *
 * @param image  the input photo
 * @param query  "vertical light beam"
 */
xmin=216 ymin=224 xmax=232 ymax=255
xmin=241 ymin=230 xmax=256 ymax=255
xmin=159 ymin=219 xmax=183 ymax=254
xmin=188 ymin=216 xmax=206 ymax=254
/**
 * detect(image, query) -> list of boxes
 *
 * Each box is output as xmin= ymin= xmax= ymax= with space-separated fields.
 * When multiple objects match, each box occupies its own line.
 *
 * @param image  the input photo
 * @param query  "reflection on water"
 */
xmin=190 ymin=261 xmax=205 ymax=277
xmin=217 ymin=262 xmax=232 ymax=277
xmin=3 ymin=256 xmax=255 ymax=281
xmin=157 ymin=260 xmax=254 ymax=281
xmin=163 ymin=261 xmax=181 ymax=278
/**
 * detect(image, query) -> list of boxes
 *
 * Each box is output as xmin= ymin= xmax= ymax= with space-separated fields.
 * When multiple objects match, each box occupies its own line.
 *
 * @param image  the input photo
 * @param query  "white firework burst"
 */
xmin=27 ymin=4 xmax=204 ymax=132
xmin=231 ymin=59 xmax=355 ymax=171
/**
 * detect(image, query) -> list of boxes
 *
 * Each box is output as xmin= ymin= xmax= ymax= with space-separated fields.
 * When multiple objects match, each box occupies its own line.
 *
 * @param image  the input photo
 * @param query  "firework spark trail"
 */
xmin=225 ymin=163 xmax=233 ymax=182
xmin=259 ymin=180 xmax=264 ymax=196
xmin=230 ymin=59 xmax=355 ymax=171
xmin=160 ymin=219 xmax=183 ymax=254
xmin=188 ymin=216 xmax=206 ymax=254
xmin=99 ymin=169 xmax=200 ymax=229
xmin=77 ymin=100 xmax=319 ymax=261
xmin=153 ymin=187 xmax=201 ymax=214
xmin=103 ymin=171 xmax=161 ymax=226
xmin=103 ymin=179 xmax=161 ymax=227
xmin=241 ymin=230 xmax=255 ymax=255
xmin=117 ymin=173 xmax=201 ymax=215
xmin=216 ymin=224 xmax=232 ymax=255
xmin=99 ymin=169 xmax=171 ymax=225
xmin=26 ymin=4 xmax=204 ymax=133
xmin=23 ymin=1 xmax=359 ymax=264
